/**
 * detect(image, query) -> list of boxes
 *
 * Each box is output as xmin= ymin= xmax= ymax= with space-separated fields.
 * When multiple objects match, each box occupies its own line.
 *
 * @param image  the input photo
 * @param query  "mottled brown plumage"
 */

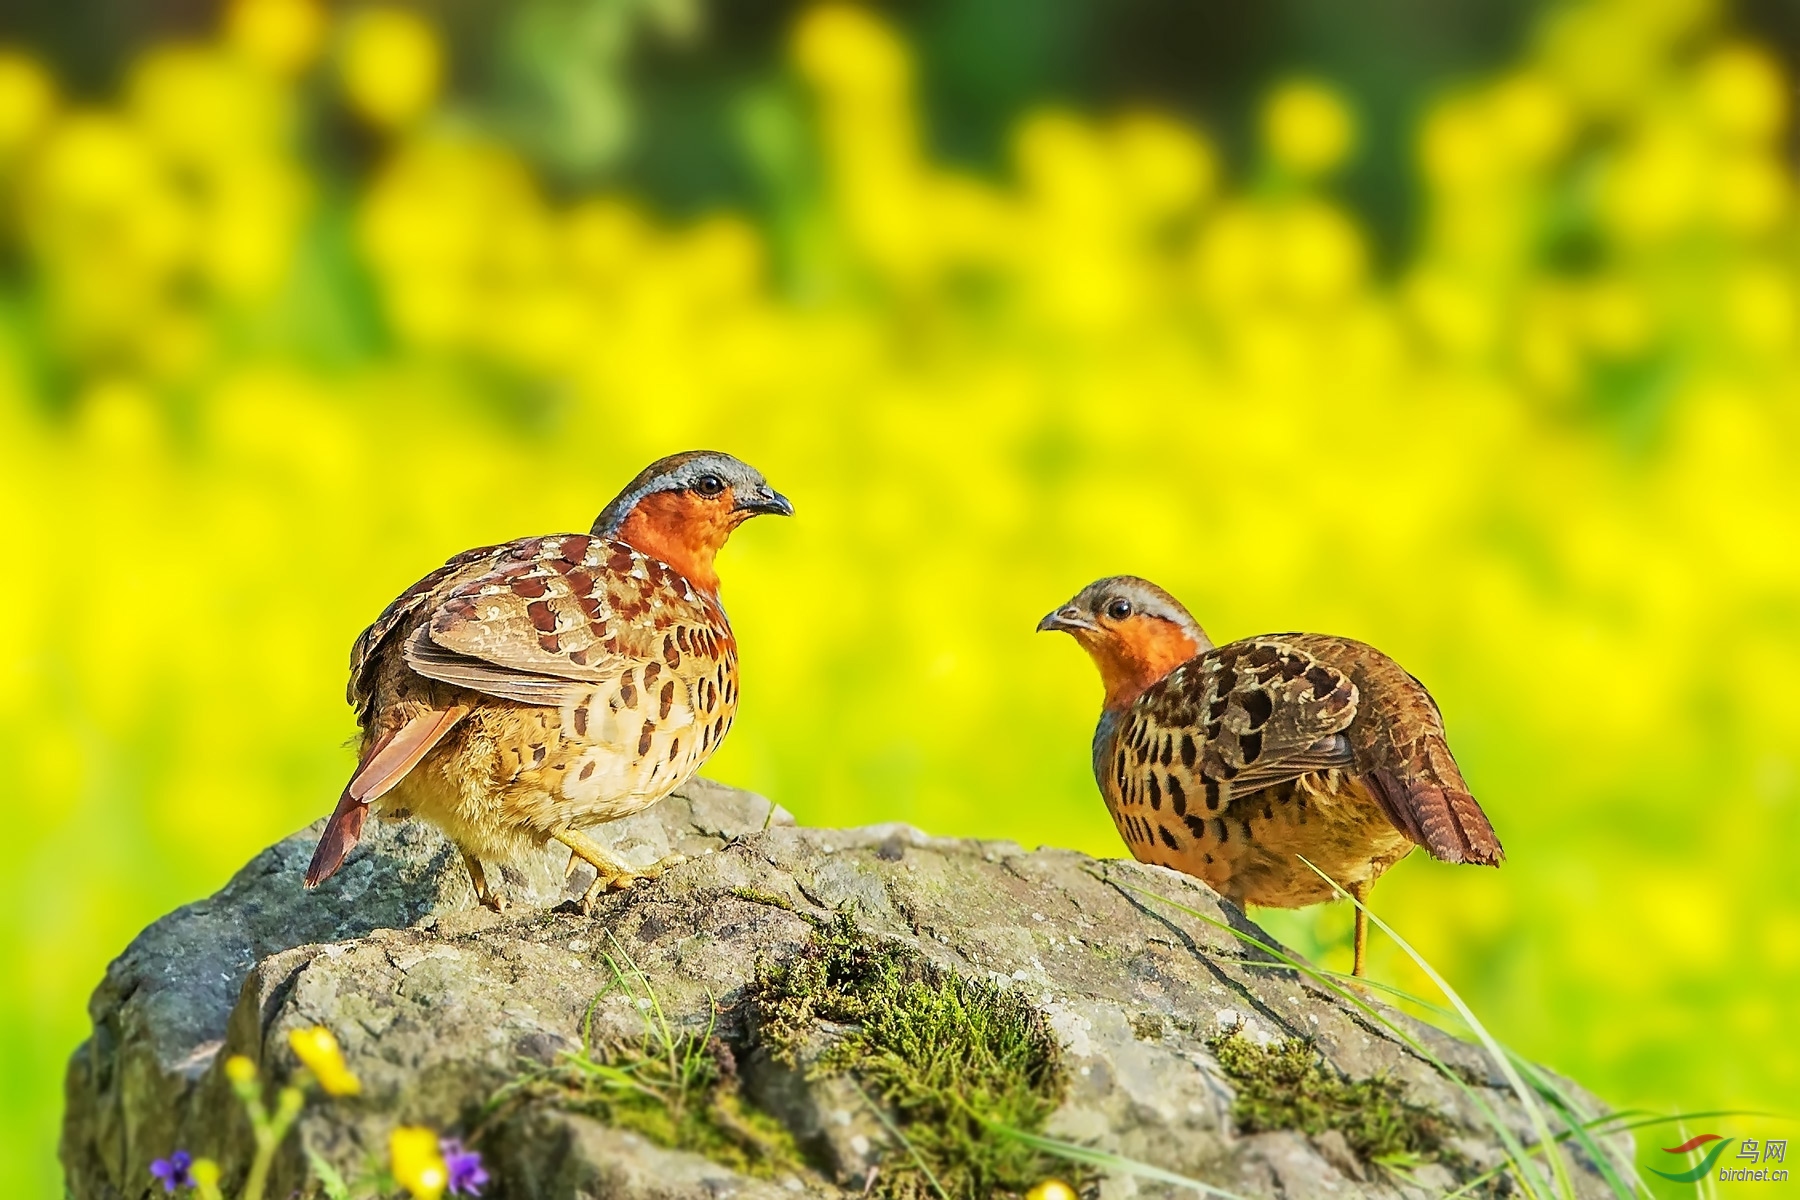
xmin=1039 ymin=576 xmax=1502 ymax=974
xmin=306 ymin=451 xmax=791 ymax=909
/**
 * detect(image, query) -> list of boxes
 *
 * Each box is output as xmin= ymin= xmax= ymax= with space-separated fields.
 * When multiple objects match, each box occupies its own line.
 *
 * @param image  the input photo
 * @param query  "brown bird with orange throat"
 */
xmin=1039 ymin=576 xmax=1502 ymax=975
xmin=305 ymin=451 xmax=792 ymax=910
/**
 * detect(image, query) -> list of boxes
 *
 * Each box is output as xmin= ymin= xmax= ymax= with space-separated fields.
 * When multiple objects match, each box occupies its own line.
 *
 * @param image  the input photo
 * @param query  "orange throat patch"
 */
xmin=614 ymin=490 xmax=749 ymax=595
xmin=1081 ymin=616 xmax=1207 ymax=712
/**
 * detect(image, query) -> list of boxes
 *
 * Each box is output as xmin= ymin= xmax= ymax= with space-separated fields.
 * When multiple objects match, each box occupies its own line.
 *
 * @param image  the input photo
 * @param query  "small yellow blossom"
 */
xmin=1263 ymin=78 xmax=1357 ymax=176
xmin=339 ymin=7 xmax=442 ymax=130
xmin=1112 ymin=110 xmax=1217 ymax=218
xmin=0 ymin=52 xmax=55 ymax=153
xmin=1488 ymin=73 xmax=1571 ymax=167
xmin=227 ymin=0 xmax=326 ymax=76
xmin=1693 ymin=43 xmax=1786 ymax=143
xmin=1711 ymin=152 xmax=1787 ymax=234
xmin=390 ymin=1126 xmax=449 ymax=1200
xmin=1026 ymin=1182 xmax=1079 ymax=1200
xmin=1418 ymin=99 xmax=1494 ymax=191
xmin=190 ymin=1158 xmax=223 ymax=1200
xmin=289 ymin=1025 xmax=362 ymax=1095
xmin=224 ymin=1055 xmax=258 ymax=1085
xmin=791 ymin=4 xmax=910 ymax=98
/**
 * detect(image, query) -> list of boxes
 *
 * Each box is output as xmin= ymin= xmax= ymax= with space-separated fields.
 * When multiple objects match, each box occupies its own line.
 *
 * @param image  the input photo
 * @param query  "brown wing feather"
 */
xmin=1121 ymin=638 xmax=1360 ymax=817
xmin=1284 ymin=635 xmax=1503 ymax=866
xmin=406 ymin=535 xmax=724 ymax=707
xmin=348 ymin=542 xmax=511 ymax=718
xmin=353 ymin=533 xmax=729 ymax=724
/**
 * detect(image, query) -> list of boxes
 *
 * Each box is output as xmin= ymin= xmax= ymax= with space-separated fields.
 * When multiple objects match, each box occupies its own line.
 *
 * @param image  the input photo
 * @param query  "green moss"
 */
xmin=490 ymin=939 xmax=804 ymax=1179
xmin=1206 ymin=1028 xmax=1447 ymax=1164
xmin=755 ymin=910 xmax=1072 ymax=1200
xmin=730 ymin=885 xmax=797 ymax=912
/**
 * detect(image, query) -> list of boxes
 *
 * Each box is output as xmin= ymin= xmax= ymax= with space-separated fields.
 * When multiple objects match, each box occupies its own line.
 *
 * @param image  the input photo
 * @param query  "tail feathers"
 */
xmin=305 ymin=787 xmax=368 ymax=887
xmin=348 ymin=705 xmax=468 ymax=804
xmin=305 ymin=705 xmax=469 ymax=889
xmin=1368 ymin=769 xmax=1504 ymax=866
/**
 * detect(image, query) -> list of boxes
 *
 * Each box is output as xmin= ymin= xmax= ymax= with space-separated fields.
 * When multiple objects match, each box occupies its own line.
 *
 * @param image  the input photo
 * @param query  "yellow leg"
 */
xmin=462 ymin=850 xmax=506 ymax=913
xmin=1350 ymin=880 xmax=1370 ymax=977
xmin=552 ymin=827 xmax=688 ymax=910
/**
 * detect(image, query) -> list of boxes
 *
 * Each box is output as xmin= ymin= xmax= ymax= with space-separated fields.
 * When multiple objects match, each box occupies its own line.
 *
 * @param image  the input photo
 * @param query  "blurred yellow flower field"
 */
xmin=1 ymin=0 xmax=1796 ymax=1193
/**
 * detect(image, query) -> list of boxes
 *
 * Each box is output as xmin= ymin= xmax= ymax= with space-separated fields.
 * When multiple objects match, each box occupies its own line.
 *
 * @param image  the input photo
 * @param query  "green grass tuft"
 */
xmin=490 ymin=935 xmax=804 ymax=1179
xmin=1206 ymin=1028 xmax=1447 ymax=1163
xmin=754 ymin=909 xmax=1073 ymax=1200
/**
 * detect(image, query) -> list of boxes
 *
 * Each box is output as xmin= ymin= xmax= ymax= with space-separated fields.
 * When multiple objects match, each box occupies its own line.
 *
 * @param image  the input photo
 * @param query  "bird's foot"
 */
xmin=461 ymin=851 xmax=508 ymax=913
xmin=576 ymin=852 xmax=689 ymax=912
xmin=554 ymin=827 xmax=689 ymax=912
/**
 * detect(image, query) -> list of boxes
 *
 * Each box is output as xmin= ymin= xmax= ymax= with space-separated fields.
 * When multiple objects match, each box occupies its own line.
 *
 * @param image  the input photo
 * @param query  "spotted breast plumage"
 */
xmin=304 ymin=451 xmax=792 ymax=910
xmin=1039 ymin=576 xmax=1502 ymax=975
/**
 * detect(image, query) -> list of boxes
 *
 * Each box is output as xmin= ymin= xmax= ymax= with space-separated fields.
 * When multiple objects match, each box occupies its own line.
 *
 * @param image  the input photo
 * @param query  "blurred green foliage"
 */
xmin=1 ymin=0 xmax=1797 ymax=1195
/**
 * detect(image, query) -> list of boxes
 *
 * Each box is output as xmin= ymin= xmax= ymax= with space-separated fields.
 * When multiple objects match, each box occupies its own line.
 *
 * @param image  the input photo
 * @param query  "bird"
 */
xmin=1037 ymin=576 xmax=1502 ymax=976
xmin=304 ymin=450 xmax=793 ymax=911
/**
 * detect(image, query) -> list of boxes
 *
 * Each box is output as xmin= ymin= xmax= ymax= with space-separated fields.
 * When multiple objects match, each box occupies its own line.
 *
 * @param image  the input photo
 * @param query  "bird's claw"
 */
xmin=574 ymin=853 xmax=689 ymax=913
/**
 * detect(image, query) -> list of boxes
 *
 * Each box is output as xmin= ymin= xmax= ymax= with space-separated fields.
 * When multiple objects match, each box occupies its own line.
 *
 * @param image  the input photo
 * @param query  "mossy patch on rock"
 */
xmin=1207 ymin=1027 xmax=1448 ymax=1164
xmin=754 ymin=910 xmax=1072 ymax=1200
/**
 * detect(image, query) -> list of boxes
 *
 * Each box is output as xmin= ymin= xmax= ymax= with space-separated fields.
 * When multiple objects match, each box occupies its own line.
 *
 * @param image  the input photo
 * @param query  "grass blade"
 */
xmin=1301 ymin=954 xmax=1644 ymax=1197
xmin=1438 ymin=1106 xmax=1789 ymax=1197
xmin=850 ymin=1076 xmax=950 ymax=1200
xmin=1102 ymin=871 xmax=1551 ymax=1200
xmin=1296 ymin=856 xmax=1579 ymax=1200
xmin=987 ymin=1123 xmax=1256 ymax=1199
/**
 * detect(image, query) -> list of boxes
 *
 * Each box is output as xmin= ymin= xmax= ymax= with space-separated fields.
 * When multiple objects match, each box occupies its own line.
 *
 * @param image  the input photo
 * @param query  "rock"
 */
xmin=63 ymin=780 xmax=1629 ymax=1199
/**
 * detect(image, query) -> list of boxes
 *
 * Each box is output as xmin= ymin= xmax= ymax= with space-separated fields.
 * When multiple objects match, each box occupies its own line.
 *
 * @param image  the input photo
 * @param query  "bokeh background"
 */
xmin=2 ymin=0 xmax=1797 ymax=1193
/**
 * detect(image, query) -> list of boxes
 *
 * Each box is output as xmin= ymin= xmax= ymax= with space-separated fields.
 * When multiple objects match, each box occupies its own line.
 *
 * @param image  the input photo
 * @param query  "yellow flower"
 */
xmin=791 ymin=4 xmax=910 ymax=99
xmin=0 ymin=52 xmax=55 ymax=154
xmin=190 ymin=1158 xmax=223 ymax=1200
xmin=1582 ymin=279 xmax=1654 ymax=357
xmin=339 ymin=7 xmax=442 ymax=130
xmin=1026 ymin=1182 xmax=1079 ymax=1200
xmin=1487 ymin=73 xmax=1571 ymax=168
xmin=390 ymin=1126 xmax=448 ymax=1200
xmin=1112 ymin=110 xmax=1218 ymax=218
xmin=288 ymin=1025 xmax=362 ymax=1096
xmin=1693 ymin=43 xmax=1786 ymax=144
xmin=1726 ymin=267 xmax=1796 ymax=352
xmin=1277 ymin=200 xmax=1366 ymax=305
xmin=1262 ymin=78 xmax=1356 ymax=176
xmin=1711 ymin=152 xmax=1787 ymax=234
xmin=227 ymin=0 xmax=326 ymax=76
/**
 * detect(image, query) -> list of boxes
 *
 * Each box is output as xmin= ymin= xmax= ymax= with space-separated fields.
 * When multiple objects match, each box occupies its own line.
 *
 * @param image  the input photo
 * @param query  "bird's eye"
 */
xmin=1106 ymin=598 xmax=1133 ymax=621
xmin=692 ymin=474 xmax=726 ymax=497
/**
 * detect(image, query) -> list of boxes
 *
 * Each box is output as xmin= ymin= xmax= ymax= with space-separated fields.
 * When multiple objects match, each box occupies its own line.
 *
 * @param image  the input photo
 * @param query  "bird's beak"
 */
xmin=734 ymin=485 xmax=794 ymax=517
xmin=1036 ymin=605 xmax=1096 ymax=634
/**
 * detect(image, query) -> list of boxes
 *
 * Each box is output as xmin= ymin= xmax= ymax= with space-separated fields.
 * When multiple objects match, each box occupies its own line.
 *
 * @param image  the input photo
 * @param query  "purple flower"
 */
xmin=151 ymin=1151 xmax=194 ymax=1193
xmin=440 ymin=1139 xmax=488 ymax=1196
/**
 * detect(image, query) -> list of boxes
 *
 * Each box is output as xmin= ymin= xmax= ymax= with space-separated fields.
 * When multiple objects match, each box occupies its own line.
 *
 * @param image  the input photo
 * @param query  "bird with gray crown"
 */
xmin=1039 ymin=575 xmax=1503 ymax=975
xmin=306 ymin=451 xmax=792 ymax=911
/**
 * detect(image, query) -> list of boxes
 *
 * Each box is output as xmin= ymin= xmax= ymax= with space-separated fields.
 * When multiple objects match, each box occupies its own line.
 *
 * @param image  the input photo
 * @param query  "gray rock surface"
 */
xmin=63 ymin=779 xmax=1629 ymax=1199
